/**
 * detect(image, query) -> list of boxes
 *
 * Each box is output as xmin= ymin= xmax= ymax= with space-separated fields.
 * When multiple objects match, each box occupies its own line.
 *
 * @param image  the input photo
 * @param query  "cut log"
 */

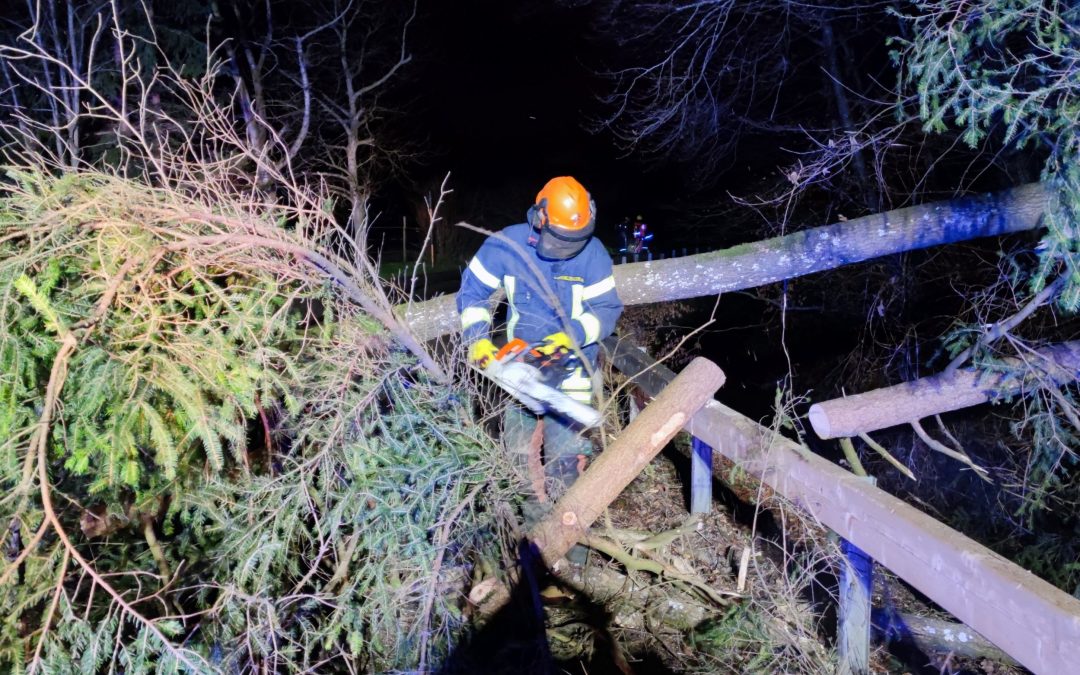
xmin=808 ymin=340 xmax=1080 ymax=439
xmin=399 ymin=182 xmax=1053 ymax=341
xmin=529 ymin=357 xmax=726 ymax=569
xmin=470 ymin=561 xmax=717 ymax=633
xmin=555 ymin=563 xmax=715 ymax=632
xmin=872 ymin=609 xmax=1020 ymax=667
xmin=603 ymin=336 xmax=1080 ymax=675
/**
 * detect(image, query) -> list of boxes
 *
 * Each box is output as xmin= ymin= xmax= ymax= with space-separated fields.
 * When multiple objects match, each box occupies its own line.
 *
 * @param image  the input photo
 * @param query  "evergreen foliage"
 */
xmin=895 ymin=0 xmax=1080 ymax=516
xmin=0 ymin=171 xmax=503 ymax=672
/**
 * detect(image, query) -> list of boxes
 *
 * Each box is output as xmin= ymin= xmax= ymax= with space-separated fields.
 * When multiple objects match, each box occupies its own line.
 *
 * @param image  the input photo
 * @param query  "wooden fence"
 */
xmin=603 ymin=336 xmax=1080 ymax=675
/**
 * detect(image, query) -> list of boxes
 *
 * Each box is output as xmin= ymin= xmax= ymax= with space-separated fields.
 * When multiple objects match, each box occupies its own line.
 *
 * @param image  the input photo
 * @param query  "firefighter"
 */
xmin=457 ymin=176 xmax=623 ymax=556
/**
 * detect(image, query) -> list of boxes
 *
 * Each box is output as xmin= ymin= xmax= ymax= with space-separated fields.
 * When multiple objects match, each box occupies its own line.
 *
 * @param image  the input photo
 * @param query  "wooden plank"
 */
xmin=604 ymin=337 xmax=1080 ymax=675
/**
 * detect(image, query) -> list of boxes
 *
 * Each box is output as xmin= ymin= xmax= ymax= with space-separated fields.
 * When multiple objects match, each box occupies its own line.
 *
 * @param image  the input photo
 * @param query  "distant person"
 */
xmin=456 ymin=176 xmax=624 ymax=563
xmin=632 ymin=214 xmax=653 ymax=254
xmin=617 ymin=216 xmax=632 ymax=253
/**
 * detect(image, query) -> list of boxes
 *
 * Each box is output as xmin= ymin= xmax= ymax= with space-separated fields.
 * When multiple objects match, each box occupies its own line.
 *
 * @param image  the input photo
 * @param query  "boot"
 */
xmin=545 ymin=455 xmax=589 ymax=566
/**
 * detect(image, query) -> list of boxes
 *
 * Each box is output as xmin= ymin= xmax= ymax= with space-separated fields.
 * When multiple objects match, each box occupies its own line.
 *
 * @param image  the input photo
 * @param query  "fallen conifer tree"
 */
xmin=0 ymin=169 xmax=509 ymax=672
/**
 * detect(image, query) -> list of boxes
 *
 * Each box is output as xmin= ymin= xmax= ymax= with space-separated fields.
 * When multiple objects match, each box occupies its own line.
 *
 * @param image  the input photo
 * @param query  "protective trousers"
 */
xmin=503 ymin=364 xmax=597 ymax=509
xmin=504 ymin=405 xmax=594 ymax=504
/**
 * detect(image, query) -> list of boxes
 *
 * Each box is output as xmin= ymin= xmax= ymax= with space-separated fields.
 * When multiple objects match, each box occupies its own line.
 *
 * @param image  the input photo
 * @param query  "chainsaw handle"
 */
xmin=497 ymin=338 xmax=576 ymax=373
xmin=495 ymin=338 xmax=529 ymax=362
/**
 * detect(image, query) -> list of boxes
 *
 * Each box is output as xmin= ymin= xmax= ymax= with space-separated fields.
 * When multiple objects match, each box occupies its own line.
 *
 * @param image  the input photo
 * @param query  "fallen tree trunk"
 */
xmin=530 ymin=357 xmax=726 ymax=569
xmin=399 ymin=182 xmax=1053 ymax=341
xmin=555 ymin=562 xmax=715 ymax=632
xmin=603 ymin=336 xmax=1080 ymax=675
xmin=807 ymin=341 xmax=1080 ymax=439
xmin=872 ymin=608 xmax=1020 ymax=667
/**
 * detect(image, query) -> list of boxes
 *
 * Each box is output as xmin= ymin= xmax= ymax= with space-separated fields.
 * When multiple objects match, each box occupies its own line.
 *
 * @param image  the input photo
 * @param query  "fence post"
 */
xmin=690 ymin=437 xmax=712 ymax=514
xmin=838 ymin=476 xmax=875 ymax=675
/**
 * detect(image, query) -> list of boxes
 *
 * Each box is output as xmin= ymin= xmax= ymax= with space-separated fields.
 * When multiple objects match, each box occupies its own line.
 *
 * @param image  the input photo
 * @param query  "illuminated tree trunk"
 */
xmin=873 ymin=609 xmax=1020 ymax=667
xmin=400 ymin=182 xmax=1053 ymax=341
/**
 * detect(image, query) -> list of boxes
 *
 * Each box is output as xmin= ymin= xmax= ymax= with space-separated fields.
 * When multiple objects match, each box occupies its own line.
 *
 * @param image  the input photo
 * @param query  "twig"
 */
xmin=142 ymin=519 xmax=172 ymax=581
xmin=838 ymin=437 xmax=868 ymax=477
xmin=409 ymin=173 xmax=450 ymax=304
xmin=909 ymin=418 xmax=991 ymax=483
xmin=0 ymin=520 xmax=49 ymax=586
xmin=946 ymin=275 xmax=1066 ymax=373
xmin=858 ymin=433 xmax=916 ymax=481
xmin=582 ymin=534 xmax=736 ymax=606
xmin=417 ymin=482 xmax=484 ymax=672
xmin=28 ymin=547 xmax=69 ymax=674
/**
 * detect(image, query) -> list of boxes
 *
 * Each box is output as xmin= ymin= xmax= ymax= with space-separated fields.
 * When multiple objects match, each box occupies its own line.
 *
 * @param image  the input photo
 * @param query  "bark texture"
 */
xmin=529 ymin=357 xmax=726 ymax=569
xmin=808 ymin=341 xmax=1080 ymax=439
xmin=603 ymin=336 xmax=1080 ymax=675
xmin=399 ymin=182 xmax=1053 ymax=341
xmin=872 ymin=609 xmax=1020 ymax=666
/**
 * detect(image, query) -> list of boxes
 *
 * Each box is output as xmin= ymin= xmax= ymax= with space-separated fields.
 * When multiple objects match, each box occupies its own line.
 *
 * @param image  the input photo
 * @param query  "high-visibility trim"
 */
xmin=571 ymin=284 xmax=584 ymax=319
xmin=576 ymin=312 xmax=601 ymax=345
xmin=505 ymin=275 xmax=519 ymax=340
xmin=468 ymin=256 xmax=500 ymax=289
xmin=561 ymin=368 xmax=594 ymax=402
xmin=582 ymin=275 xmax=616 ymax=300
xmin=560 ymin=367 xmax=592 ymax=393
xmin=460 ymin=306 xmax=491 ymax=330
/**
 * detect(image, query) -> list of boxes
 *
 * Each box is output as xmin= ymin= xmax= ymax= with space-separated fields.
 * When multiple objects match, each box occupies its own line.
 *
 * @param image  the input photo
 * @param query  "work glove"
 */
xmin=468 ymin=338 xmax=499 ymax=369
xmin=535 ymin=331 xmax=574 ymax=356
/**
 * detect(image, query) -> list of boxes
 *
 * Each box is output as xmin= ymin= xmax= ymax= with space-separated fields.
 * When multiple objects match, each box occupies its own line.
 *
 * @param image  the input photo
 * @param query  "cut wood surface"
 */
xmin=529 ymin=357 xmax=726 ymax=569
xmin=808 ymin=340 xmax=1080 ymax=439
xmin=604 ymin=336 xmax=1080 ymax=675
xmin=399 ymin=182 xmax=1052 ymax=341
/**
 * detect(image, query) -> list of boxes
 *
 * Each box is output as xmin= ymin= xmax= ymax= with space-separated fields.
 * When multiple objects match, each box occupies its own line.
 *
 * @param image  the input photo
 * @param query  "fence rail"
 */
xmin=602 ymin=335 xmax=1080 ymax=675
xmin=613 ymin=247 xmax=703 ymax=266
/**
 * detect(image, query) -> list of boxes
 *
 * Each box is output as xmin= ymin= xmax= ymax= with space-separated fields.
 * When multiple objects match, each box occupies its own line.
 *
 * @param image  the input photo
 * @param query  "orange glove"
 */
xmin=534 ymin=331 xmax=574 ymax=356
xmin=468 ymin=338 xmax=499 ymax=369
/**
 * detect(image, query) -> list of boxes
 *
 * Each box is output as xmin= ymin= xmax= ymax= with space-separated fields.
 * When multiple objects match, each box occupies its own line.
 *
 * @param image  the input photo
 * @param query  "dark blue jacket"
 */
xmin=456 ymin=224 xmax=623 ymax=361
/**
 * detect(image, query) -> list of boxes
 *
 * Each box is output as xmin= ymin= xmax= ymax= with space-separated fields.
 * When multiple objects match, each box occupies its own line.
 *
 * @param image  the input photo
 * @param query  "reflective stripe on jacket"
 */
xmin=456 ymin=223 xmax=623 ymax=359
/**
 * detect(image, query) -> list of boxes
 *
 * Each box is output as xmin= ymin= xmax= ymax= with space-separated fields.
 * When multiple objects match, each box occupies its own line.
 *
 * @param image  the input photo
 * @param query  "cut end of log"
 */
xmin=807 ymin=404 xmax=833 ymax=439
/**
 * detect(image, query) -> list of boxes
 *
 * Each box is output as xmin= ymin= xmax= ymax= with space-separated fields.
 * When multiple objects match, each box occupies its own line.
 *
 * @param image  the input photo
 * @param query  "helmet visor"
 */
xmin=536 ymin=221 xmax=593 ymax=260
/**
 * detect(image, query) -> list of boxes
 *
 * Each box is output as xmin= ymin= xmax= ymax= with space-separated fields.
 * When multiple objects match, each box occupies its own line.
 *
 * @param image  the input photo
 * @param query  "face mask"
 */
xmin=526 ymin=202 xmax=595 ymax=260
xmin=536 ymin=221 xmax=593 ymax=260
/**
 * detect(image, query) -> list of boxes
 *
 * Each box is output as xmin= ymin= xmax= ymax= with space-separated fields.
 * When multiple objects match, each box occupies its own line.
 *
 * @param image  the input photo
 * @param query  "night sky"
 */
xmin=402 ymin=1 xmax=748 ymax=251
xmin=394 ymin=1 xmax=896 ymax=258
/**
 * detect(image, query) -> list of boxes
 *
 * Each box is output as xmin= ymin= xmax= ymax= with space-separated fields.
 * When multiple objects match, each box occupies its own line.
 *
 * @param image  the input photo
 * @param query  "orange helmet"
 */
xmin=536 ymin=176 xmax=593 ymax=231
xmin=528 ymin=176 xmax=596 ymax=259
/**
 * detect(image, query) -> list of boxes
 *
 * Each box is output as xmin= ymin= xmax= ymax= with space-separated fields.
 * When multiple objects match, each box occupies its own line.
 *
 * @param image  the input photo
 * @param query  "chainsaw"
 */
xmin=483 ymin=338 xmax=603 ymax=429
